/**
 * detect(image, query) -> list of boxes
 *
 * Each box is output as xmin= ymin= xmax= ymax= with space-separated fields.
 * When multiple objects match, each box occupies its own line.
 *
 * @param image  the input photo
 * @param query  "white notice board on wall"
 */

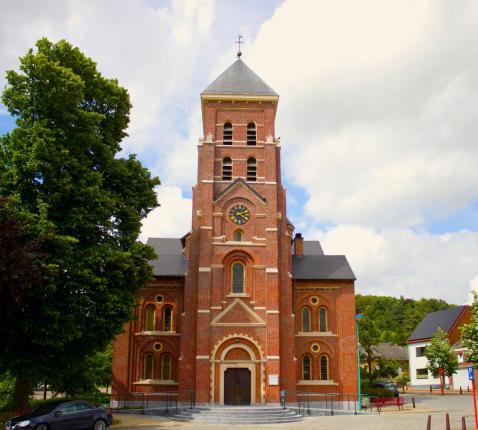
xmin=268 ymin=375 xmax=279 ymax=386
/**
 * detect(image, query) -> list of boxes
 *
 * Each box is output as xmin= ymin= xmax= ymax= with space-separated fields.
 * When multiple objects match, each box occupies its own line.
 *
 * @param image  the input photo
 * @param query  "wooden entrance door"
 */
xmin=224 ymin=368 xmax=251 ymax=405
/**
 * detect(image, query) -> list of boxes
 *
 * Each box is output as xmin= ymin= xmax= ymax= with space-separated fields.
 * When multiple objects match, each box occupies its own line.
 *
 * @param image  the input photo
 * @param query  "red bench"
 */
xmin=371 ymin=396 xmax=405 ymax=412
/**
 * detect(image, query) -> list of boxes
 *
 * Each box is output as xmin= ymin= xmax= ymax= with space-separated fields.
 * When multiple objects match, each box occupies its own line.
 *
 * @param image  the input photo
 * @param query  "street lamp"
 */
xmin=355 ymin=314 xmax=364 ymax=412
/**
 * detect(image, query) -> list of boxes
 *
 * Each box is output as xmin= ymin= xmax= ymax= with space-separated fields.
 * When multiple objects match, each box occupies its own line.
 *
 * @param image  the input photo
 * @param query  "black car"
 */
xmin=5 ymin=400 xmax=112 ymax=430
xmin=371 ymin=381 xmax=400 ymax=397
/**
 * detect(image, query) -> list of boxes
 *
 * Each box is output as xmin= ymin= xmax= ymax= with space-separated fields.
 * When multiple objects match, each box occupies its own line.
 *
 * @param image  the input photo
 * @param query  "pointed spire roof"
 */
xmin=202 ymin=59 xmax=278 ymax=97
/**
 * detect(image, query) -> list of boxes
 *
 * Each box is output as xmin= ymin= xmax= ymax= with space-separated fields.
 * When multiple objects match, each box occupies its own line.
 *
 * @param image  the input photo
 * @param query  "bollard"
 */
xmin=460 ymin=386 xmax=463 ymax=395
xmin=445 ymin=413 xmax=450 ymax=430
xmin=462 ymin=416 xmax=467 ymax=430
xmin=412 ymin=397 xmax=416 ymax=408
xmin=426 ymin=415 xmax=431 ymax=430
xmin=430 ymin=385 xmax=433 ymax=393
xmin=468 ymin=386 xmax=470 ymax=393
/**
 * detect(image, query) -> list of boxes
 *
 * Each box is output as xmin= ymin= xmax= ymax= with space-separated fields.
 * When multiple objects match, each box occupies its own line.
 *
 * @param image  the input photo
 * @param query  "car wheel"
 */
xmin=93 ymin=419 xmax=107 ymax=430
xmin=35 ymin=425 xmax=49 ymax=430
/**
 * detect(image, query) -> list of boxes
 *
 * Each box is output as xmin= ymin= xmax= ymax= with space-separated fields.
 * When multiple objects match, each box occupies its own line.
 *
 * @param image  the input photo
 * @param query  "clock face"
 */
xmin=229 ymin=205 xmax=250 ymax=225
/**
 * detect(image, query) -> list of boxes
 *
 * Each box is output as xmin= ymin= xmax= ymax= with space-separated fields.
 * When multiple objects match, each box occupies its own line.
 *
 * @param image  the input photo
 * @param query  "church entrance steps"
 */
xmin=170 ymin=405 xmax=304 ymax=424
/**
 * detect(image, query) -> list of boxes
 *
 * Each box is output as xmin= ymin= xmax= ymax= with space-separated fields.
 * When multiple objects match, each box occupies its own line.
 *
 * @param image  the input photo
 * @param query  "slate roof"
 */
xmin=202 ymin=59 xmax=278 ymax=97
xmin=147 ymin=238 xmax=187 ymax=277
xmin=291 ymin=240 xmax=324 ymax=256
xmin=292 ymin=255 xmax=356 ymax=280
xmin=147 ymin=237 xmax=355 ymax=281
xmin=407 ymin=306 xmax=466 ymax=342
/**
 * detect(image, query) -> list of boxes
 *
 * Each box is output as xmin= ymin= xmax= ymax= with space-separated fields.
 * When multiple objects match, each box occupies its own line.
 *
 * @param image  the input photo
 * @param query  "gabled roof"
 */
xmin=214 ymin=178 xmax=266 ymax=204
xmin=147 ymin=238 xmax=188 ymax=277
xmin=407 ymin=306 xmax=466 ymax=342
xmin=202 ymin=59 xmax=278 ymax=97
xmin=374 ymin=343 xmax=408 ymax=361
xmin=292 ymin=255 xmax=355 ymax=280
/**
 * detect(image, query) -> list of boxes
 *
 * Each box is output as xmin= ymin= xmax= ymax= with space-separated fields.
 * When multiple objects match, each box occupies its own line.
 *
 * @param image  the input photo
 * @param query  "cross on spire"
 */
xmin=235 ymin=35 xmax=243 ymax=59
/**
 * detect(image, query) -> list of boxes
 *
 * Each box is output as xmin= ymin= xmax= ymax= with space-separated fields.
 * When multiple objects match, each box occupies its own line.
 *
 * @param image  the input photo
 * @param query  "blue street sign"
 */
xmin=468 ymin=366 xmax=475 ymax=381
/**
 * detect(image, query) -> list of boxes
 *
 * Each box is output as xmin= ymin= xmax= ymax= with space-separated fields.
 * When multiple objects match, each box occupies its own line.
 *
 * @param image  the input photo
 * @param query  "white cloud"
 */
xmin=139 ymin=186 xmax=192 ymax=242
xmin=248 ymin=0 xmax=478 ymax=229
xmin=308 ymin=224 xmax=478 ymax=304
xmin=468 ymin=275 xmax=478 ymax=305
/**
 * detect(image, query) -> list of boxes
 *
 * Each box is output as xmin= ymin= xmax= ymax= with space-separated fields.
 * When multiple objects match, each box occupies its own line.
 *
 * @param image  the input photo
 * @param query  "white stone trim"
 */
xmin=211 ymin=298 xmax=266 ymax=327
xmin=198 ymin=267 xmax=211 ymax=272
xmin=298 ymin=380 xmax=338 ymax=386
xmin=200 ymin=226 xmax=213 ymax=230
xmin=264 ymin=181 xmax=277 ymax=185
xmin=202 ymin=180 xmax=214 ymax=183
xmin=198 ymin=309 xmax=211 ymax=313
xmin=253 ymin=306 xmax=266 ymax=310
xmin=265 ymin=228 xmax=278 ymax=232
xmin=266 ymin=310 xmax=279 ymax=314
xmin=266 ymin=268 xmax=278 ymax=273
xmin=210 ymin=306 xmax=222 ymax=310
xmin=267 ymin=356 xmax=280 ymax=360
xmin=196 ymin=355 xmax=210 ymax=360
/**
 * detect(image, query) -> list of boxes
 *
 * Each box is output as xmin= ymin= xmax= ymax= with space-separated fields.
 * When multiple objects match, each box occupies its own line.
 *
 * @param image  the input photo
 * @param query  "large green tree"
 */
xmin=358 ymin=317 xmax=380 ymax=378
xmin=425 ymin=328 xmax=458 ymax=394
xmin=0 ymin=38 xmax=159 ymax=409
xmin=462 ymin=293 xmax=478 ymax=365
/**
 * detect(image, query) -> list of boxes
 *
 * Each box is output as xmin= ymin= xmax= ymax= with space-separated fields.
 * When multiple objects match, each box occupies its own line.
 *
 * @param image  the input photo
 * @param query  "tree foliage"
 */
xmin=0 ymin=38 xmax=159 ymax=408
xmin=462 ymin=293 xmax=478 ymax=366
xmin=425 ymin=328 xmax=458 ymax=378
xmin=356 ymin=294 xmax=454 ymax=345
xmin=358 ymin=317 xmax=380 ymax=377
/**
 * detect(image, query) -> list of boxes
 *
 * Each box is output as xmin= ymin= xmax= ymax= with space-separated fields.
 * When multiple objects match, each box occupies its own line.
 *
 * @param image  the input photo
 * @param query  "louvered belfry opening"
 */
xmin=222 ymin=157 xmax=232 ymax=180
xmin=223 ymin=122 xmax=233 ymax=144
xmin=247 ymin=157 xmax=256 ymax=181
xmin=247 ymin=122 xmax=256 ymax=145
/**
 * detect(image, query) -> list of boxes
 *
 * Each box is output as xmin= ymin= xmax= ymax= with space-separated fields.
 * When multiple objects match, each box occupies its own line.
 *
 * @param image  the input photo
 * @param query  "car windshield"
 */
xmin=34 ymin=402 xmax=63 ymax=415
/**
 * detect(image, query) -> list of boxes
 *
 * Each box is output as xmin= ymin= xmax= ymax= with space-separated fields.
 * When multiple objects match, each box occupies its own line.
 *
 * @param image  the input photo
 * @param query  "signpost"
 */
xmin=468 ymin=366 xmax=478 ymax=429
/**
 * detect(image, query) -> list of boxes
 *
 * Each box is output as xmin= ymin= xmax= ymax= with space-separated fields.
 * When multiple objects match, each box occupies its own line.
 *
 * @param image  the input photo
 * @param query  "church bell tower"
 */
xmin=178 ymin=57 xmax=297 ymax=404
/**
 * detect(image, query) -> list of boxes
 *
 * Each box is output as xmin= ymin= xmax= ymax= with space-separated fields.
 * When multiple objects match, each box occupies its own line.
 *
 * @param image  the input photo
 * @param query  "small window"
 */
xmin=232 ymin=262 xmax=245 ymax=294
xmin=416 ymin=368 xmax=428 ymax=379
xmin=145 ymin=304 xmax=155 ymax=331
xmin=161 ymin=353 xmax=171 ymax=380
xmin=153 ymin=342 xmax=162 ymax=352
xmin=222 ymin=157 xmax=232 ymax=181
xmin=143 ymin=353 xmax=153 ymax=380
xmin=319 ymin=307 xmax=328 ymax=332
xmin=247 ymin=122 xmax=256 ymax=146
xmin=247 ymin=157 xmax=256 ymax=182
xmin=310 ymin=296 xmax=319 ymax=305
xmin=163 ymin=306 xmax=173 ymax=331
xmin=320 ymin=355 xmax=329 ymax=380
xmin=155 ymin=295 xmax=164 ymax=303
xmin=311 ymin=343 xmax=320 ymax=353
xmin=223 ymin=122 xmax=232 ymax=145
xmin=234 ymin=230 xmax=243 ymax=241
xmin=301 ymin=307 xmax=311 ymax=332
xmin=303 ymin=355 xmax=312 ymax=380
xmin=416 ymin=346 xmax=426 ymax=357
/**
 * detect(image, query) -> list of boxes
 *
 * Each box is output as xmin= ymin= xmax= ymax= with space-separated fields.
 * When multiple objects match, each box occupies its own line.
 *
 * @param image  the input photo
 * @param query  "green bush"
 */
xmin=362 ymin=385 xmax=395 ymax=398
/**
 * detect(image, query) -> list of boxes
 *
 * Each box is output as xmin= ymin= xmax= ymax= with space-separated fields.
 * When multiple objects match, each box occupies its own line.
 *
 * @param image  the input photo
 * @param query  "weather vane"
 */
xmin=236 ymin=35 xmax=243 ymax=59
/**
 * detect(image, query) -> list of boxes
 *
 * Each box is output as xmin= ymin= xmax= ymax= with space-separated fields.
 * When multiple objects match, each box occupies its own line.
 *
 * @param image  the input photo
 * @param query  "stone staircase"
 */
xmin=171 ymin=405 xmax=304 ymax=424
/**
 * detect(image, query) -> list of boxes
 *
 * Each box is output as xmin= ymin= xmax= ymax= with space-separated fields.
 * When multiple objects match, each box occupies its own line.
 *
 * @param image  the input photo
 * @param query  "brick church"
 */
xmin=112 ymin=57 xmax=358 ymax=405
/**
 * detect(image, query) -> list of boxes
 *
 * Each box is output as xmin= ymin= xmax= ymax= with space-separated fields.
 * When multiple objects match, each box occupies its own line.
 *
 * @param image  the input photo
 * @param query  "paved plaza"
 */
xmin=112 ymin=393 xmax=475 ymax=430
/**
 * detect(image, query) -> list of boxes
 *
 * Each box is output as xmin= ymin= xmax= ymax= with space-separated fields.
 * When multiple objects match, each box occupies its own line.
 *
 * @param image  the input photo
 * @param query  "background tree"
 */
xmin=462 ymin=293 xmax=478 ymax=365
xmin=0 ymin=38 xmax=159 ymax=410
xmin=359 ymin=317 xmax=380 ymax=378
xmin=425 ymin=328 xmax=458 ymax=394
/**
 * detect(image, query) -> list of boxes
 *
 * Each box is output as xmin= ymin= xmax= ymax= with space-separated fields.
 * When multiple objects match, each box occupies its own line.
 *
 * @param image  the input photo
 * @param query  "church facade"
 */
xmin=112 ymin=59 xmax=358 ymax=405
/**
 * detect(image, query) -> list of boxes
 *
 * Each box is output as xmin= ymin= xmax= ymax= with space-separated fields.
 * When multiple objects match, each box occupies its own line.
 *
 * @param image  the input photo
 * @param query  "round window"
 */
xmin=153 ymin=342 xmax=163 ymax=352
xmin=310 ymin=296 xmax=319 ymax=305
xmin=155 ymin=295 xmax=164 ymax=303
xmin=311 ymin=343 xmax=320 ymax=353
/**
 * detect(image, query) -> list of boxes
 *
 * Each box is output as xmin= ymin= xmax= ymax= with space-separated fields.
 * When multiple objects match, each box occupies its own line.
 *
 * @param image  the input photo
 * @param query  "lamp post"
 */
xmin=355 ymin=314 xmax=364 ymax=412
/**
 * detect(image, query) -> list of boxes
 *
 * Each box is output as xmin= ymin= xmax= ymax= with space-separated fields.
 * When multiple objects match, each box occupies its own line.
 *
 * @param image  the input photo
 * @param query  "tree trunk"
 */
xmin=12 ymin=378 xmax=31 ymax=413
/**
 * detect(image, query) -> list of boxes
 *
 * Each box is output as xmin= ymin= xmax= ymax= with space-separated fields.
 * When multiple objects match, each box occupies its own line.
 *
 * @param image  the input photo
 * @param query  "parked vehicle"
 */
xmin=5 ymin=400 xmax=112 ymax=430
xmin=371 ymin=381 xmax=400 ymax=397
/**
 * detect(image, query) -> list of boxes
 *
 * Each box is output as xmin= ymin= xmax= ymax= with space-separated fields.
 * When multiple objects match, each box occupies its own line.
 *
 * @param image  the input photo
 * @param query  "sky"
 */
xmin=1 ymin=0 xmax=478 ymax=304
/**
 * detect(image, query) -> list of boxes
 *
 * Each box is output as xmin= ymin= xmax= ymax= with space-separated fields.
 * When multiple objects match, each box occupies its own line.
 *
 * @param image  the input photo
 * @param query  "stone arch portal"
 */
xmin=211 ymin=335 xmax=265 ymax=404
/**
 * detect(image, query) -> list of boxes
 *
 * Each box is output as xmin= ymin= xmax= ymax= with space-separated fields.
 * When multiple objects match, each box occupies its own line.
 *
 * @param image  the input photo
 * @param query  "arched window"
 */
xmin=247 ymin=122 xmax=256 ymax=145
xmin=222 ymin=157 xmax=232 ymax=181
xmin=302 ymin=355 xmax=312 ymax=380
xmin=162 ymin=306 xmax=173 ymax=332
xmin=145 ymin=304 xmax=156 ymax=331
xmin=231 ymin=262 xmax=245 ymax=294
xmin=143 ymin=353 xmax=153 ymax=380
xmin=223 ymin=122 xmax=233 ymax=145
xmin=234 ymin=230 xmax=243 ymax=241
xmin=161 ymin=353 xmax=171 ymax=380
xmin=319 ymin=307 xmax=328 ymax=332
xmin=320 ymin=355 xmax=329 ymax=380
xmin=247 ymin=157 xmax=256 ymax=182
xmin=301 ymin=307 xmax=311 ymax=332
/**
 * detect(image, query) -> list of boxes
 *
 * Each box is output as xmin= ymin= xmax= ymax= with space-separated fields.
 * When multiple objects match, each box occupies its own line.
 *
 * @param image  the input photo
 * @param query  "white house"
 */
xmin=407 ymin=306 xmax=471 ymax=389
